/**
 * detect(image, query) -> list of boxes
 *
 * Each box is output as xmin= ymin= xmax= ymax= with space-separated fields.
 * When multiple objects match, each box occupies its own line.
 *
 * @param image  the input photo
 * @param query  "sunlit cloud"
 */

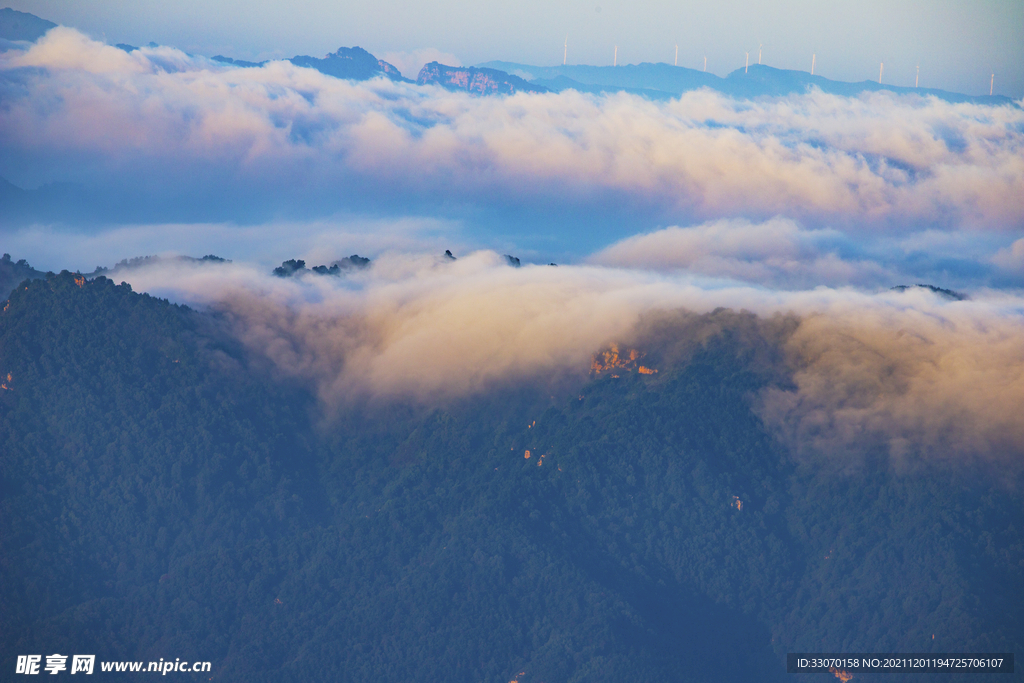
xmin=590 ymin=218 xmax=894 ymax=288
xmin=102 ymin=252 xmax=1024 ymax=470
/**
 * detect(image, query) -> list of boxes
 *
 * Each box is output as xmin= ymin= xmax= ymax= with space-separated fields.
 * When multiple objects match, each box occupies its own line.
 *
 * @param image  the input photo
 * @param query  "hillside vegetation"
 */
xmin=1 ymin=272 xmax=1021 ymax=682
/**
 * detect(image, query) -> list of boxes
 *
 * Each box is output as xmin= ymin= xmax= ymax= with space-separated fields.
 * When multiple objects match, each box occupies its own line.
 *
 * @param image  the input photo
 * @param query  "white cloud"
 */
xmin=590 ymin=218 xmax=893 ymax=288
xmin=992 ymin=238 xmax=1024 ymax=274
xmin=2 ymin=28 xmax=1022 ymax=235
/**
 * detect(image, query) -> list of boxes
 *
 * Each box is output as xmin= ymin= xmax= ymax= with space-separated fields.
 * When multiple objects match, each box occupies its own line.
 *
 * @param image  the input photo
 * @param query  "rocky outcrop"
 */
xmin=376 ymin=59 xmax=404 ymax=80
xmin=416 ymin=62 xmax=549 ymax=95
xmin=590 ymin=344 xmax=658 ymax=376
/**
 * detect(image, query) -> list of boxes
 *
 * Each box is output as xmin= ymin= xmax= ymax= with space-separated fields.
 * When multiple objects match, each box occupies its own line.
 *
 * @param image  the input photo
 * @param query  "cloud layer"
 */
xmin=101 ymin=252 xmax=1024 ymax=470
xmin=2 ymin=28 xmax=1023 ymax=246
xmin=590 ymin=218 xmax=894 ymax=288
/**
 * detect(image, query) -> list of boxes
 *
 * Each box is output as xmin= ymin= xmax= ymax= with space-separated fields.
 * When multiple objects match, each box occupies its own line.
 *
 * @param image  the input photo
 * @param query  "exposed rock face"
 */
xmin=590 ymin=344 xmax=657 ymax=376
xmin=416 ymin=62 xmax=549 ymax=95
xmin=289 ymin=47 xmax=410 ymax=82
xmin=376 ymin=59 xmax=404 ymax=80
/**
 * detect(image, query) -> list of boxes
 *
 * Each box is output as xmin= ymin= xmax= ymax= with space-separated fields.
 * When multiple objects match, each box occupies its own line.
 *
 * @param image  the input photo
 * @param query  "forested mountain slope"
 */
xmin=1 ymin=272 xmax=1021 ymax=681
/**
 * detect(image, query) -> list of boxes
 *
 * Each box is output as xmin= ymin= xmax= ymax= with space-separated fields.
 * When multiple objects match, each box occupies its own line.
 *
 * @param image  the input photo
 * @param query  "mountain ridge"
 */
xmin=417 ymin=61 xmax=549 ymax=95
xmin=479 ymin=60 xmax=1018 ymax=106
xmin=3 ymin=9 xmax=1015 ymax=103
xmin=0 ymin=6 xmax=55 ymax=43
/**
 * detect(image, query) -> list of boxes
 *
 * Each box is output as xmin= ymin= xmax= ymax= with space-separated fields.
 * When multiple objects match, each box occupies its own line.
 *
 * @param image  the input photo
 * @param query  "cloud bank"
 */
xmin=102 ymin=252 xmax=1024 ymax=470
xmin=590 ymin=218 xmax=894 ymax=288
xmin=2 ymin=27 xmax=1022 ymax=246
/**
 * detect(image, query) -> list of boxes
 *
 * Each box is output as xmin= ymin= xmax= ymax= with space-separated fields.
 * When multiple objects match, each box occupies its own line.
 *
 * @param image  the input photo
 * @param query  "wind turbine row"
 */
xmin=557 ymin=39 xmax=995 ymax=95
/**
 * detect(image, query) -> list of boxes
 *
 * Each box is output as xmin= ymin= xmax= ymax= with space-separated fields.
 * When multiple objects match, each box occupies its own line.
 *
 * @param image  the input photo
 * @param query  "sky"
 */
xmin=5 ymin=0 xmax=1023 ymax=96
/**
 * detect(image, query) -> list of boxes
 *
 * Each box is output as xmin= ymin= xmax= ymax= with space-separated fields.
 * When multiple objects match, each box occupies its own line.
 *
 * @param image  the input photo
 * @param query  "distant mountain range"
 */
xmin=479 ymin=60 xmax=1017 ymax=106
xmin=1 ymin=7 xmax=1016 ymax=105
xmin=213 ymin=46 xmax=411 ymax=83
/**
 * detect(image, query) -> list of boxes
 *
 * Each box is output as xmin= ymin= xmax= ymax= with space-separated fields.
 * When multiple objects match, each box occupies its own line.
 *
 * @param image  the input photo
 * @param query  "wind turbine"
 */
xmin=990 ymin=73 xmax=994 ymax=96
xmin=675 ymin=44 xmax=678 ymax=66
xmin=811 ymin=53 xmax=815 ymax=75
xmin=745 ymin=50 xmax=749 ymax=73
xmin=758 ymin=43 xmax=762 ymax=65
xmin=563 ymin=35 xmax=567 ymax=65
xmin=614 ymin=45 xmax=618 ymax=67
xmin=703 ymin=54 xmax=707 ymax=72
xmin=878 ymin=62 xmax=883 ymax=84
xmin=915 ymin=64 xmax=919 ymax=88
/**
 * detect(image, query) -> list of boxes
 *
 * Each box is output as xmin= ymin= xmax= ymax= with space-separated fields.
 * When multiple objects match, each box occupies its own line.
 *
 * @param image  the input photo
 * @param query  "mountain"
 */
xmin=0 ymin=253 xmax=47 ymax=298
xmin=722 ymin=64 xmax=1015 ymax=104
xmin=213 ymin=46 xmax=410 ymax=82
xmin=484 ymin=61 xmax=720 ymax=99
xmin=288 ymin=46 xmax=410 ymax=82
xmin=0 ymin=7 xmax=55 ymax=42
xmin=479 ymin=61 xmax=1018 ymax=106
xmin=2 ymin=268 xmax=1021 ymax=682
xmin=210 ymin=54 xmax=267 ymax=68
xmin=417 ymin=62 xmax=550 ymax=95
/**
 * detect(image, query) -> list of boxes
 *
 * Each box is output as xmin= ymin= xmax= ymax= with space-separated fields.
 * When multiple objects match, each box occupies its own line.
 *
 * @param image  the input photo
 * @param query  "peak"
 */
xmin=0 ymin=7 xmax=57 ymax=42
xmin=417 ymin=63 xmax=549 ymax=95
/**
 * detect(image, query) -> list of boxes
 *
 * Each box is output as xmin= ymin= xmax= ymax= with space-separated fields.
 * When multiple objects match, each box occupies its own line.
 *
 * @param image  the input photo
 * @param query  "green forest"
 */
xmin=1 ymin=271 xmax=1021 ymax=682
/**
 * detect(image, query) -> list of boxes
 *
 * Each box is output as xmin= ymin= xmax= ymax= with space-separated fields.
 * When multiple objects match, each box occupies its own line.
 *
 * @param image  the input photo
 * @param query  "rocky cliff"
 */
xmin=417 ymin=62 xmax=549 ymax=95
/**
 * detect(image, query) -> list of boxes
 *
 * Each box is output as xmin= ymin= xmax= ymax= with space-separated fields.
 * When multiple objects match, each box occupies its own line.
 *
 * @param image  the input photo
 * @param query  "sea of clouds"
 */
xmin=1 ymin=27 xmax=1022 ymax=468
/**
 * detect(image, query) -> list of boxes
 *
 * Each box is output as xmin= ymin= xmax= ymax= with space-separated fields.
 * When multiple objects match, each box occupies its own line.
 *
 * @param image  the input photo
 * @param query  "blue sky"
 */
xmin=7 ymin=0 xmax=1023 ymax=96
